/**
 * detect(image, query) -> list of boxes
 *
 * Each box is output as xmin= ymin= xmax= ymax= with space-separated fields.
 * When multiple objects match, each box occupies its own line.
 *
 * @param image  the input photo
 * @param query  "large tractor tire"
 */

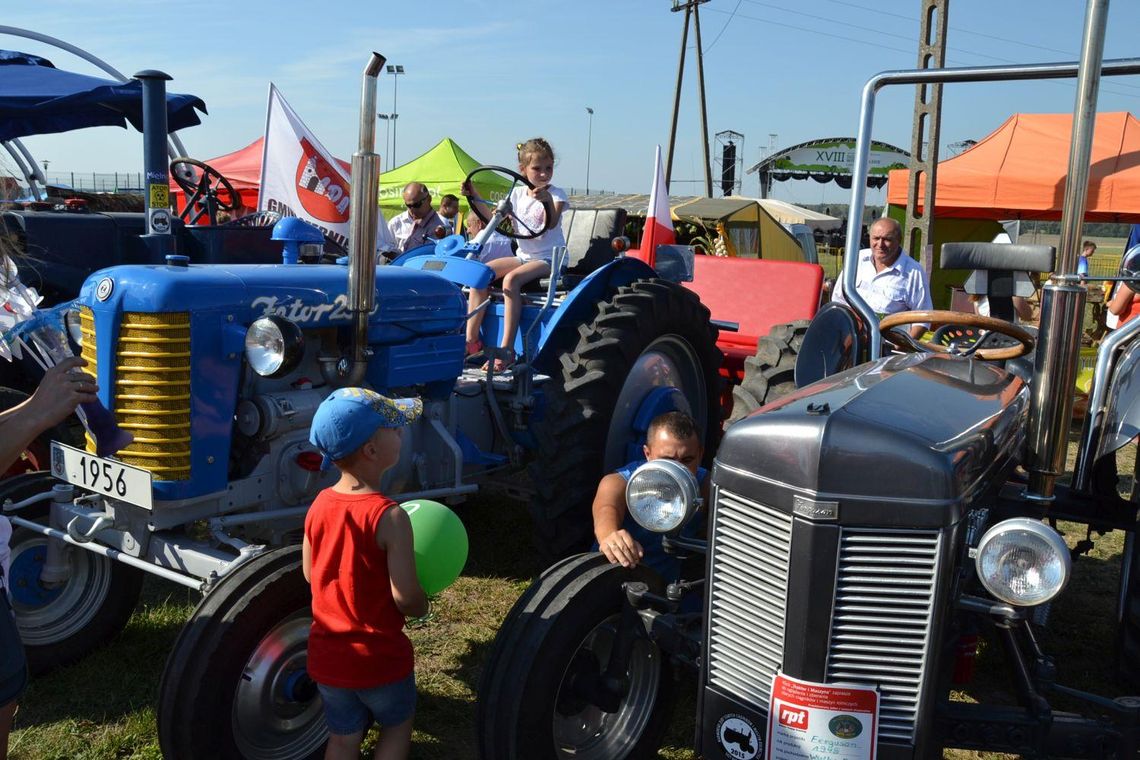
xmin=530 ymin=279 xmax=721 ymax=561
xmin=157 ymin=545 xmax=326 ymax=760
xmin=1118 ymin=531 xmax=1140 ymax=690
xmin=727 ymin=320 xmax=810 ymax=425
xmin=2 ymin=471 xmax=144 ymax=675
xmin=477 ymin=553 xmax=676 ymax=760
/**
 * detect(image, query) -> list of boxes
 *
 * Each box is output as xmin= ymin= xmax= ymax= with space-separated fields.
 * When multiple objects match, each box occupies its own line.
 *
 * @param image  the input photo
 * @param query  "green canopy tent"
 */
xmin=379 ymin=138 xmax=513 ymax=222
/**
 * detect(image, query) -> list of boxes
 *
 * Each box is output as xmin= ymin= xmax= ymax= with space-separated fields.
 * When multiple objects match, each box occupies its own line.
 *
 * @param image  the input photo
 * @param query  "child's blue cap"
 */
xmin=309 ymin=387 xmax=423 ymax=470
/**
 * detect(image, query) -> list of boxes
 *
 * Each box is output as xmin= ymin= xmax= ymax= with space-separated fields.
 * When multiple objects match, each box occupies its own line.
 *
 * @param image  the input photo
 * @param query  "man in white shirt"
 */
xmin=831 ymin=217 xmax=932 ymax=338
xmin=387 ymin=183 xmax=449 ymax=252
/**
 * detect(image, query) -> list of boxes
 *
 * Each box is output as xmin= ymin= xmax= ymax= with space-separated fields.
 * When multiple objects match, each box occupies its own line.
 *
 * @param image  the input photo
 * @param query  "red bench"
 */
xmin=684 ymin=256 xmax=823 ymax=381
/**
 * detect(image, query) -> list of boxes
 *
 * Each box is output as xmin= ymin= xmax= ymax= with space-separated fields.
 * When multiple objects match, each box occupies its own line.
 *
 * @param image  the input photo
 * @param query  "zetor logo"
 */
xmin=778 ymin=706 xmax=809 ymax=731
xmin=295 ymin=138 xmax=350 ymax=223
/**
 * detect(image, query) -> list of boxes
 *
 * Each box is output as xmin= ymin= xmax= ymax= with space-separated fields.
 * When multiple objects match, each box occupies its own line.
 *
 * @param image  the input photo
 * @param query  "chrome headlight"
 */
xmin=625 ymin=459 xmax=700 ymax=534
xmin=244 ymin=316 xmax=304 ymax=378
xmin=975 ymin=518 xmax=1070 ymax=606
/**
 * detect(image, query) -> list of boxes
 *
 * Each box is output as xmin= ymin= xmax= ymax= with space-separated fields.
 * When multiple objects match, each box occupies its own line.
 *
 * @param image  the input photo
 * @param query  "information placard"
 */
xmin=766 ymin=672 xmax=878 ymax=759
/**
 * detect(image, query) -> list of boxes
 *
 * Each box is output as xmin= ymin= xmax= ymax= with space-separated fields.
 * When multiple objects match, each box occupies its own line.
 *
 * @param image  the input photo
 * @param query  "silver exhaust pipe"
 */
xmin=1025 ymin=0 xmax=1108 ymax=500
xmin=323 ymin=51 xmax=385 ymax=387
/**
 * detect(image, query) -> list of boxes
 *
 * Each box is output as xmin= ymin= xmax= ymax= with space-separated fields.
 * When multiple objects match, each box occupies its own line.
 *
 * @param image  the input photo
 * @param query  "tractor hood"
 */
xmin=715 ymin=353 xmax=1028 ymax=528
xmin=77 ymin=262 xmax=467 ymax=340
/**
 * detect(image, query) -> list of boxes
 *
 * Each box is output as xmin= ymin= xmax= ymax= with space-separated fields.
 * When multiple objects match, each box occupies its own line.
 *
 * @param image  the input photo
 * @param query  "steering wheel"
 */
xmin=879 ymin=310 xmax=1034 ymax=360
xmin=170 ymin=157 xmax=240 ymax=225
xmin=463 ymin=165 xmax=555 ymax=240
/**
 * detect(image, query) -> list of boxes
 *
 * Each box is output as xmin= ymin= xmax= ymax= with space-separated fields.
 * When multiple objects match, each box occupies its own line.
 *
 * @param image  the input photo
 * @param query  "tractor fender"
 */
xmin=531 ymin=256 xmax=657 ymax=371
xmin=1097 ymin=336 xmax=1140 ymax=460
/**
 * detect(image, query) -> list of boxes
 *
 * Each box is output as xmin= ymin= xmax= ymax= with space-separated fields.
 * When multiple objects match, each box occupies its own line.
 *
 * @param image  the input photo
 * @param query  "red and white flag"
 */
xmin=633 ymin=145 xmax=675 ymax=267
xmin=258 ymin=84 xmax=395 ymax=251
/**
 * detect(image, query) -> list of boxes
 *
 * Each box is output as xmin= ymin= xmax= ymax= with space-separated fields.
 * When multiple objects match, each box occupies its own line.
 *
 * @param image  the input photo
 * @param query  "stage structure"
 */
xmin=715 ymin=130 xmax=744 ymax=197
xmin=747 ymin=137 xmax=909 ymax=198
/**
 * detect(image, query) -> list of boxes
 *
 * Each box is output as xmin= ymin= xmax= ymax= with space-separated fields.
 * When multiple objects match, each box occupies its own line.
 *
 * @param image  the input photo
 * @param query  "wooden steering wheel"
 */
xmin=879 ymin=310 xmax=1034 ymax=360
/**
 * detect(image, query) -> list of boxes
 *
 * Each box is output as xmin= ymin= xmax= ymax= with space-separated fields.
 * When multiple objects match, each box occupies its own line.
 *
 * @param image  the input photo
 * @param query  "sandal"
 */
xmin=481 ymin=348 xmax=516 ymax=373
xmin=465 ymin=338 xmax=484 ymax=357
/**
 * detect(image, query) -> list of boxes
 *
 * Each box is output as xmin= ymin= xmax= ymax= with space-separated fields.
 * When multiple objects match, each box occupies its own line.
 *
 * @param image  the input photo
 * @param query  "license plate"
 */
xmin=50 ymin=441 xmax=154 ymax=510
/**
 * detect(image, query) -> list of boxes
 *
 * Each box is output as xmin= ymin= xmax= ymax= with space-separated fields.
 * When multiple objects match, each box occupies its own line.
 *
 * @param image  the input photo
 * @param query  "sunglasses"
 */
xmin=405 ymin=197 xmax=429 ymax=209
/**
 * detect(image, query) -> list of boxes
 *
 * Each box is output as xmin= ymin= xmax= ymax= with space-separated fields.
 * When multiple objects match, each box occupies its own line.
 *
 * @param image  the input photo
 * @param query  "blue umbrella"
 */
xmin=0 ymin=50 xmax=207 ymax=141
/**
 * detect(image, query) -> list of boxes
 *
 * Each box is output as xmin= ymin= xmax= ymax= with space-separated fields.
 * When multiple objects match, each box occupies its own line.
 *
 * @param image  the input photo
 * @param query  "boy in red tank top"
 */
xmin=304 ymin=388 xmax=428 ymax=760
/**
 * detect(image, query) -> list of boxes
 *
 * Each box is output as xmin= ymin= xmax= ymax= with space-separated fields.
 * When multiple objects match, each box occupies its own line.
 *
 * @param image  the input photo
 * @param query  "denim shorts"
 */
xmin=317 ymin=672 xmax=416 ymax=735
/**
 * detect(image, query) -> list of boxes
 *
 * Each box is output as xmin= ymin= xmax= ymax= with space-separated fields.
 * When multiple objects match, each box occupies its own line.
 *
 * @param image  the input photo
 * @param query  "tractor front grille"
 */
xmin=81 ymin=308 xmax=192 ymax=480
xmin=706 ymin=488 xmax=940 ymax=745
xmin=825 ymin=529 xmax=940 ymax=742
xmin=706 ymin=488 xmax=793 ymax=709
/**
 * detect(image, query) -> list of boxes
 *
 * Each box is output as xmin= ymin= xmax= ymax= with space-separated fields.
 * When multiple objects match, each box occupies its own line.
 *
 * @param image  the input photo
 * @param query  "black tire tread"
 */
xmin=728 ymin=320 xmax=810 ymax=425
xmin=1118 ymin=531 xmax=1140 ymax=690
xmin=477 ymin=553 xmax=672 ymax=760
xmin=0 ymin=472 xmax=144 ymax=675
xmin=157 ymin=545 xmax=319 ymax=760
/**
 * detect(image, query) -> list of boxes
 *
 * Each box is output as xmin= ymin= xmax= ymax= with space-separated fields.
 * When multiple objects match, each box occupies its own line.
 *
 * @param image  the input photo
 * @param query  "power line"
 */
xmin=702 ymin=0 xmax=743 ymax=53
xmin=818 ymin=0 xmax=1080 ymax=57
xmin=705 ymin=3 xmax=1140 ymax=100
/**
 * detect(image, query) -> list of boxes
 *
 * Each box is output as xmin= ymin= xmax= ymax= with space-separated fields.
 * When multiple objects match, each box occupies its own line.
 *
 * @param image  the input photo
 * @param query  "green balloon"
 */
xmin=400 ymin=499 xmax=469 ymax=595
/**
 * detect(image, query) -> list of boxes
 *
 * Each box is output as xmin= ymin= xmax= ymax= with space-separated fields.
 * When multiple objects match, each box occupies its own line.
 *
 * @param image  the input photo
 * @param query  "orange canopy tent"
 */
xmin=887 ymin=112 xmax=1140 ymax=222
xmin=170 ymin=138 xmax=351 ymax=214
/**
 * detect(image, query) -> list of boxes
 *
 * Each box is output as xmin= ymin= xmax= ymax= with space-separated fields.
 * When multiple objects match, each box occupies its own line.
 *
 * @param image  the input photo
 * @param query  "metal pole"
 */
xmin=135 ymin=69 xmax=175 ymax=256
xmin=665 ymin=4 xmax=691 ymax=184
xmin=586 ymin=107 xmax=594 ymax=194
xmin=692 ymin=1 xmax=714 ymax=197
xmin=1026 ymin=0 xmax=1110 ymax=501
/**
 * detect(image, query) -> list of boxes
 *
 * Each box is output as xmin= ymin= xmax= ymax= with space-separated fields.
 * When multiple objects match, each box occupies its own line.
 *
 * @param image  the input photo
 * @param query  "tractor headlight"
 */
xmin=625 ymin=459 xmax=700 ymax=534
xmin=244 ymin=316 xmax=304 ymax=378
xmin=975 ymin=518 xmax=1070 ymax=606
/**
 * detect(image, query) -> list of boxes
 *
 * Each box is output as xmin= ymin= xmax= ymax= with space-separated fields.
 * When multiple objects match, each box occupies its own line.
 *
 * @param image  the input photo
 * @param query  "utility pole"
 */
xmin=665 ymin=0 xmax=713 ymax=195
xmin=904 ymin=0 xmax=949 ymax=278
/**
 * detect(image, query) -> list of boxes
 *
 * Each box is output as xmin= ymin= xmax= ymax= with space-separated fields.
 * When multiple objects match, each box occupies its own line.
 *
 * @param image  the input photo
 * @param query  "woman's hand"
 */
xmin=28 ymin=356 xmax=98 ymax=428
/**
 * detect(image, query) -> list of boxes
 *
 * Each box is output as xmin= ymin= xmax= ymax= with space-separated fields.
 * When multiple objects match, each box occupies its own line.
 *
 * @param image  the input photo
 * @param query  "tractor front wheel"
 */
xmin=3 ymin=471 xmax=143 ymax=675
xmin=157 ymin=545 xmax=326 ymax=760
xmin=477 ymin=553 xmax=675 ymax=759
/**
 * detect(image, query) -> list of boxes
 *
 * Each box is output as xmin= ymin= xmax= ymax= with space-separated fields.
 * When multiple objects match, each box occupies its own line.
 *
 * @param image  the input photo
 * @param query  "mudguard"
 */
xmin=794 ymin=300 xmax=869 ymax=387
xmin=1096 ymin=337 xmax=1140 ymax=459
xmin=530 ymin=256 xmax=657 ymax=372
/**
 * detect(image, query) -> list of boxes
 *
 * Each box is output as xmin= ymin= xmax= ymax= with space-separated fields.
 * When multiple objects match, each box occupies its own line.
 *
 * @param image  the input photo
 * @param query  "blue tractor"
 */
xmin=0 ymin=54 xmax=722 ymax=758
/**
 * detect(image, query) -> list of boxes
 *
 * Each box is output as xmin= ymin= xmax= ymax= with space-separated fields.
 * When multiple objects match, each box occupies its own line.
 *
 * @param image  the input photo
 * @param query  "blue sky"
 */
xmin=4 ymin=0 xmax=1140 ymax=205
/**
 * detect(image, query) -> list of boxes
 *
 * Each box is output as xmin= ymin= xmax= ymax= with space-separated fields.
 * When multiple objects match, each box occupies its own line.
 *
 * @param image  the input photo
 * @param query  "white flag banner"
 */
xmin=258 ymin=83 xmax=396 ymax=253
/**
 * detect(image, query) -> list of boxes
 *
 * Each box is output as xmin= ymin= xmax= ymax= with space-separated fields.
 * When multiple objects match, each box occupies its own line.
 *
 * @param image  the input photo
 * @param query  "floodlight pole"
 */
xmin=586 ymin=107 xmax=594 ymax=194
xmin=386 ymin=64 xmax=404 ymax=167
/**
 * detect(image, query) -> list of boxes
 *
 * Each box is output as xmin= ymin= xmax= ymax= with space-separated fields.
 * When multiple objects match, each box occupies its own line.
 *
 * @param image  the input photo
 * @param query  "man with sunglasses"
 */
xmin=387 ymin=182 xmax=449 ymax=253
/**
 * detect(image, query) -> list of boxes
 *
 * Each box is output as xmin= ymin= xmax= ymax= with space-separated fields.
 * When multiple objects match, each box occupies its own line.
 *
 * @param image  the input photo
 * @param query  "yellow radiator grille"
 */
xmin=81 ymin=308 xmax=192 ymax=480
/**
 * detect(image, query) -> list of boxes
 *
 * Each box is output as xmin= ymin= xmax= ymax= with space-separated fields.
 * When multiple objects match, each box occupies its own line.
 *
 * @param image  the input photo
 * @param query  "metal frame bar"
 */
xmin=842 ymin=55 xmax=1140 ymax=360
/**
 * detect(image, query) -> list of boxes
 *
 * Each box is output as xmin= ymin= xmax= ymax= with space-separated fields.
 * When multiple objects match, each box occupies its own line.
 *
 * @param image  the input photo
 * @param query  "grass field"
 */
xmin=8 ymin=444 xmax=1137 ymax=759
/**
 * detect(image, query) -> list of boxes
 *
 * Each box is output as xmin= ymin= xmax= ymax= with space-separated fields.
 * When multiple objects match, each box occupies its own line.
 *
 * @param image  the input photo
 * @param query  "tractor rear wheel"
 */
xmin=530 ymin=279 xmax=721 ymax=561
xmin=157 ymin=545 xmax=325 ymax=760
xmin=2 ymin=471 xmax=143 ymax=675
xmin=728 ymin=320 xmax=810 ymax=425
xmin=476 ymin=553 xmax=675 ymax=759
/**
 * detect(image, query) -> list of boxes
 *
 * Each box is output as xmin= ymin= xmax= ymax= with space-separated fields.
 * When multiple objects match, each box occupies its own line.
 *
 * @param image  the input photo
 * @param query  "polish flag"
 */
xmin=631 ymin=145 xmax=675 ymax=268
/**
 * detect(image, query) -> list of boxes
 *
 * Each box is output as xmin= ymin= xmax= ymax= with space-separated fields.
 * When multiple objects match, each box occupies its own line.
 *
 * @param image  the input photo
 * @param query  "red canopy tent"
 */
xmin=170 ymin=138 xmax=351 ymax=215
xmin=887 ymin=112 xmax=1140 ymax=222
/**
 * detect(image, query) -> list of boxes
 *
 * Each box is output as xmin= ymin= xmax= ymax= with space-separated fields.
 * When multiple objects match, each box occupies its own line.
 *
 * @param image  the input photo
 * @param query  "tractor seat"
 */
xmin=531 ymin=207 xmax=627 ymax=292
xmin=942 ymin=241 xmax=1054 ymax=322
